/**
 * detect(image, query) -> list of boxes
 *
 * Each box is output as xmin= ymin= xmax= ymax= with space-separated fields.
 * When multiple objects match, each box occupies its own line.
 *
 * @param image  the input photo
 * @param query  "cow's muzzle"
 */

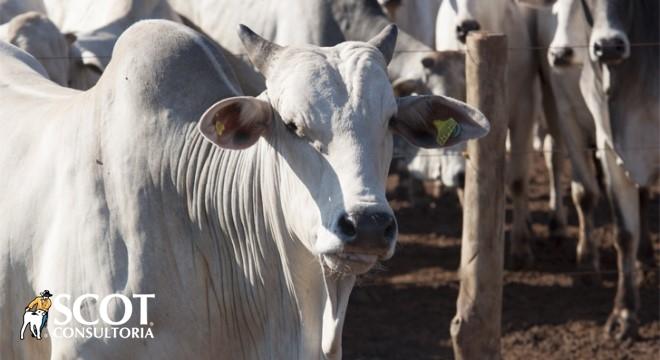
xmin=549 ymin=47 xmax=575 ymax=67
xmin=322 ymin=210 xmax=397 ymax=274
xmin=335 ymin=211 xmax=397 ymax=257
xmin=592 ymin=35 xmax=629 ymax=64
xmin=456 ymin=20 xmax=481 ymax=44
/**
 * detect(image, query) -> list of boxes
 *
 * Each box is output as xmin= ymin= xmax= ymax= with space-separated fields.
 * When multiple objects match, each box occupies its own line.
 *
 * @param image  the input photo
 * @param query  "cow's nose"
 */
xmin=593 ymin=36 xmax=628 ymax=63
xmin=549 ymin=47 xmax=574 ymax=67
xmin=456 ymin=20 xmax=480 ymax=43
xmin=336 ymin=211 xmax=397 ymax=255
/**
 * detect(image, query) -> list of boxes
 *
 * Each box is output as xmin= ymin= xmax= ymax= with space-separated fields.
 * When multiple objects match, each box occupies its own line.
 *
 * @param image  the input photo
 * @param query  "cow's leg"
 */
xmin=543 ymin=134 xmax=567 ymax=239
xmin=20 ymin=320 xmax=28 ymax=340
xmin=601 ymin=149 xmax=640 ymax=340
xmin=540 ymin=79 xmax=568 ymax=240
xmin=571 ymin=178 xmax=600 ymax=285
xmin=508 ymin=100 xmax=536 ymax=269
xmin=638 ymin=187 xmax=655 ymax=269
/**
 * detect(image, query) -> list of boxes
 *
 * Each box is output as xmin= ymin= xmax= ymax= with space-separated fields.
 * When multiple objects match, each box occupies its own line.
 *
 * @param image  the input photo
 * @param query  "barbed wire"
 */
xmin=22 ymin=41 xmax=660 ymax=61
xmin=392 ymin=145 xmax=660 ymax=159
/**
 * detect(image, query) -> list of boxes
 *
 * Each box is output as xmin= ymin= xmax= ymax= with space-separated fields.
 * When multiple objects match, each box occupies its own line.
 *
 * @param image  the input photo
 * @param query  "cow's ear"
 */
xmin=391 ymin=95 xmax=490 ymax=148
xmin=198 ymin=96 xmax=272 ymax=150
xmin=515 ymin=0 xmax=555 ymax=8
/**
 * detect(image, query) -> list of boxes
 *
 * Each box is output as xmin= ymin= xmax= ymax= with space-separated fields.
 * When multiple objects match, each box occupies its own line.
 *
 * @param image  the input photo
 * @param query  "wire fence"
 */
xmin=392 ymin=146 xmax=660 ymax=160
xmin=20 ymin=41 xmax=660 ymax=61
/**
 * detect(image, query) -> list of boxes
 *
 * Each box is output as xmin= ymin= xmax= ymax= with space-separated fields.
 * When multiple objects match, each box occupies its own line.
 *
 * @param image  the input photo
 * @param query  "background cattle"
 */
xmin=522 ymin=1 xmax=604 ymax=283
xmin=0 ymin=19 xmax=487 ymax=359
xmin=0 ymin=11 xmax=74 ymax=86
xmin=436 ymin=0 xmax=540 ymax=268
xmin=0 ymin=0 xmax=657 ymax=357
xmin=546 ymin=0 xmax=659 ymax=340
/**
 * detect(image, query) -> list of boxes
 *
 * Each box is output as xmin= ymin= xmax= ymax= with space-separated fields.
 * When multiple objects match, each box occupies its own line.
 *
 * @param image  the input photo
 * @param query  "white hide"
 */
xmin=0 ymin=19 xmax=488 ymax=359
xmin=388 ymin=0 xmax=442 ymax=48
xmin=0 ymin=11 xmax=72 ymax=86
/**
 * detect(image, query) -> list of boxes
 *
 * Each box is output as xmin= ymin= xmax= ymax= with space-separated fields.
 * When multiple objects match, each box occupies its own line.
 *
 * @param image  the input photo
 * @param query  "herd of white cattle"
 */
xmin=0 ymin=0 xmax=656 ymax=358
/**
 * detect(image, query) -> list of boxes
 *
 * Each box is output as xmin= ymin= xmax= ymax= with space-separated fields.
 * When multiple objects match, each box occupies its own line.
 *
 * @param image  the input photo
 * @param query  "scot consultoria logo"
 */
xmin=19 ymin=290 xmax=156 ymax=340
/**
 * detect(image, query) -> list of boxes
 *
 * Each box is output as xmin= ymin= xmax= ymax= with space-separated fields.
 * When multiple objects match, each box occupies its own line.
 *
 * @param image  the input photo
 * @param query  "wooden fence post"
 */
xmin=450 ymin=32 xmax=508 ymax=360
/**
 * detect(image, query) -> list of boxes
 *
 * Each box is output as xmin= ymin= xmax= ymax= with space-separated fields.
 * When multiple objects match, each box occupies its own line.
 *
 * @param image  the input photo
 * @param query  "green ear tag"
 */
xmin=215 ymin=121 xmax=225 ymax=136
xmin=433 ymin=118 xmax=460 ymax=146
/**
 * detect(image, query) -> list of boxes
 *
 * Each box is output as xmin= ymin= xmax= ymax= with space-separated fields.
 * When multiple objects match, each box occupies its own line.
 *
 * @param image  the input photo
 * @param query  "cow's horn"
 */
xmin=237 ymin=24 xmax=283 ymax=77
xmin=368 ymin=24 xmax=398 ymax=65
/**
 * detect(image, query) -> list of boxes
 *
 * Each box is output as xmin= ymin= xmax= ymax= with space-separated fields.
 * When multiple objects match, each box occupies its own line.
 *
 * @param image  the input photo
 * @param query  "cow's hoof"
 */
xmin=604 ymin=311 xmax=639 ymax=341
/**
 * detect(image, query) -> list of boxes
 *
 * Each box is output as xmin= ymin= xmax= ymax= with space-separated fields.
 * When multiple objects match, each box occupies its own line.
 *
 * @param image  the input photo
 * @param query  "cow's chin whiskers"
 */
xmin=321 ymin=253 xmax=378 ymax=276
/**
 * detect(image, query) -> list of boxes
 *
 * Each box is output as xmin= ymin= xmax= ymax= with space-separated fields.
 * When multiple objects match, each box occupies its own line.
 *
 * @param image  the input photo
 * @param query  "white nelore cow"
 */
xmin=19 ymin=310 xmax=46 ymax=340
xmin=436 ymin=0 xmax=540 ymax=268
xmin=0 ymin=11 xmax=74 ymax=86
xmin=0 ymin=20 xmax=488 ymax=359
xmin=378 ymin=0 xmax=442 ymax=48
xmin=526 ymin=2 xmax=602 ymax=280
xmin=170 ymin=0 xmax=474 ymax=195
xmin=28 ymin=0 xmax=185 ymax=89
xmin=0 ymin=0 xmax=105 ymax=89
xmin=546 ymin=0 xmax=658 ymax=340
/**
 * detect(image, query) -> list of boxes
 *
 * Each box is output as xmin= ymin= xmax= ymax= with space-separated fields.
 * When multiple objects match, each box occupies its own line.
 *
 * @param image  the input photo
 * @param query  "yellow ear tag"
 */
xmin=215 ymin=121 xmax=225 ymax=136
xmin=433 ymin=118 xmax=460 ymax=146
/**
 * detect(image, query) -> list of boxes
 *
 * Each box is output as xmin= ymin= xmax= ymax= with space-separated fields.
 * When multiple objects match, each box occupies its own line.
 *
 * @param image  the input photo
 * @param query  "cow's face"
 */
xmin=548 ymin=0 xmax=590 ymax=67
xmin=198 ymin=25 xmax=490 ymax=275
xmin=586 ymin=0 xmax=631 ymax=64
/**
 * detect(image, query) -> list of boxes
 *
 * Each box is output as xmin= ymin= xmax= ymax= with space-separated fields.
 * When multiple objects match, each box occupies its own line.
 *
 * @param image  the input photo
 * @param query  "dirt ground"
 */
xmin=343 ymin=154 xmax=659 ymax=359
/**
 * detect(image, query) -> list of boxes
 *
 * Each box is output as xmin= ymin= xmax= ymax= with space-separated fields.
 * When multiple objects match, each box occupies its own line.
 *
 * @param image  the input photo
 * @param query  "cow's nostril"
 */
xmin=337 ymin=213 xmax=357 ymax=239
xmin=456 ymin=20 xmax=481 ymax=43
xmin=384 ymin=220 xmax=397 ymax=240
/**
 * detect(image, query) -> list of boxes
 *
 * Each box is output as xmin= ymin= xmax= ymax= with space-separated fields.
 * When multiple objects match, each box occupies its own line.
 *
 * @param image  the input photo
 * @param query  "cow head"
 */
xmin=547 ymin=0 xmax=590 ymax=67
xmin=585 ymin=0 xmax=631 ymax=64
xmin=545 ymin=0 xmax=634 ymax=67
xmin=448 ymin=0 xmax=487 ymax=44
xmin=198 ymin=25 xmax=489 ymax=276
